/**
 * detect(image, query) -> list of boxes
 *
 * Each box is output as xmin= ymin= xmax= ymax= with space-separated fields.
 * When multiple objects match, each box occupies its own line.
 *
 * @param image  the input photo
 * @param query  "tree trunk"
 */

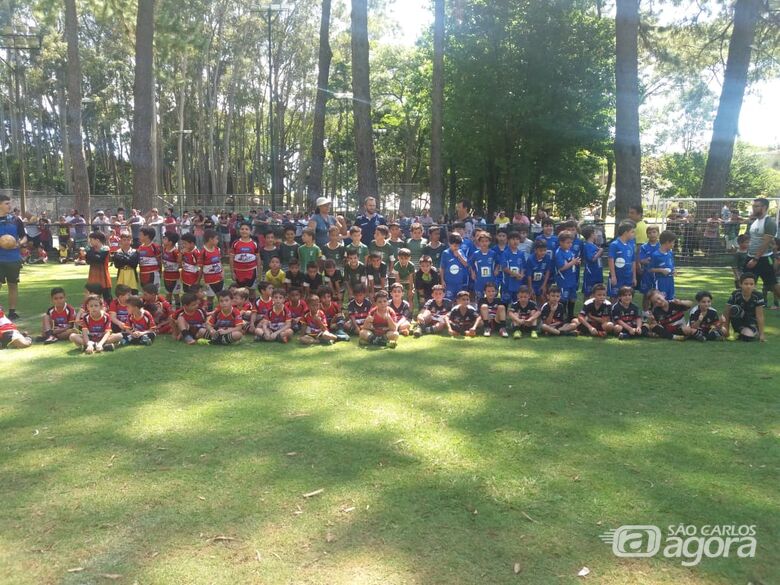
xmin=350 ymin=0 xmax=378 ymax=201
xmin=132 ymin=0 xmax=155 ymax=211
xmin=429 ymin=0 xmax=445 ymax=219
xmin=700 ymin=0 xmax=761 ymax=208
xmin=56 ymin=79 xmax=73 ymax=195
xmin=307 ymin=0 xmax=332 ymax=207
xmin=614 ymin=0 xmax=642 ymax=223
xmin=64 ymin=0 xmax=91 ymax=216
xmin=602 ymin=153 xmax=613 ymax=219
xmin=220 ymin=60 xmax=240 ymax=196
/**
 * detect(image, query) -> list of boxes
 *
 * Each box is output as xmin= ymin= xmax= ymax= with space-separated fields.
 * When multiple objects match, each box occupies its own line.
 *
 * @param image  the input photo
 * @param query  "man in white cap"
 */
xmin=308 ymin=196 xmax=346 ymax=247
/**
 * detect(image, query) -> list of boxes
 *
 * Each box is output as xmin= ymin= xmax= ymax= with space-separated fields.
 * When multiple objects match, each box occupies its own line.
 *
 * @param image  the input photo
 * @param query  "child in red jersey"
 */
xmin=200 ymin=229 xmax=224 ymax=308
xmin=230 ymin=222 xmax=260 ymax=289
xmin=257 ymin=288 xmax=293 ymax=343
xmin=388 ymin=282 xmax=412 ymax=336
xmin=284 ymin=287 xmax=308 ymax=332
xmin=41 ymin=286 xmax=77 ymax=344
xmin=345 ymin=283 xmax=372 ymax=335
xmin=176 ymin=292 xmax=209 ymax=344
xmin=359 ymin=290 xmax=399 ymax=347
xmin=70 ymin=294 xmax=123 ymax=353
xmin=251 ymin=281 xmax=274 ymax=329
xmin=137 ymin=226 xmax=162 ymax=287
xmin=161 ymin=232 xmax=181 ymax=306
xmin=1 ymin=306 xmax=31 ymax=349
xmin=318 ymin=286 xmax=350 ymax=341
xmin=76 ymin=282 xmax=105 ymax=324
xmin=299 ymin=293 xmax=337 ymax=345
xmin=109 ymin=284 xmax=133 ymax=333
xmin=141 ymin=283 xmax=174 ymax=335
xmin=232 ymin=287 xmax=254 ymax=332
xmin=122 ymin=295 xmax=156 ymax=346
xmin=206 ymin=290 xmax=244 ymax=345
xmin=179 ymin=233 xmax=202 ymax=293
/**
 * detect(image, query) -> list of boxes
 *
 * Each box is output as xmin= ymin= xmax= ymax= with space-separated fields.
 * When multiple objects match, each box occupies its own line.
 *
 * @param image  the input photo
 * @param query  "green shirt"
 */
xmin=322 ymin=242 xmax=345 ymax=269
xmin=279 ymin=242 xmax=299 ymax=270
xmin=298 ymin=244 xmax=322 ymax=271
xmin=423 ymin=241 xmax=445 ymax=267
xmin=369 ymin=240 xmax=394 ymax=266
xmin=345 ymin=241 xmax=369 ymax=264
xmin=394 ymin=260 xmax=415 ymax=285
xmin=405 ymin=237 xmax=427 ymax=265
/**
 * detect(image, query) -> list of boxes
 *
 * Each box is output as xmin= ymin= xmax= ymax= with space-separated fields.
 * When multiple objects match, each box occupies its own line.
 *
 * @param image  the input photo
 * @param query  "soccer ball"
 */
xmin=0 ymin=234 xmax=17 ymax=250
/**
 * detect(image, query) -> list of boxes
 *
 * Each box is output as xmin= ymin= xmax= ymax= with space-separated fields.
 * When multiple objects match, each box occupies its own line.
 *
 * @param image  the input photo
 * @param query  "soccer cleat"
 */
xmin=254 ymin=334 xmax=263 ymax=342
xmin=483 ymin=328 xmax=492 ymax=337
xmin=618 ymin=332 xmax=630 ymax=340
xmin=672 ymin=335 xmax=686 ymax=342
xmin=413 ymin=328 xmax=423 ymax=338
xmin=7 ymin=310 xmax=19 ymax=321
xmin=43 ymin=335 xmax=58 ymax=345
xmin=103 ymin=343 xmax=115 ymax=352
xmin=335 ymin=330 xmax=351 ymax=342
xmin=499 ymin=327 xmax=509 ymax=338
xmin=530 ymin=330 xmax=538 ymax=339
xmin=118 ymin=336 xmax=130 ymax=346
xmin=140 ymin=335 xmax=153 ymax=346
xmin=196 ymin=338 xmax=211 ymax=345
xmin=374 ymin=336 xmax=388 ymax=346
xmin=387 ymin=339 xmax=397 ymax=349
xmin=513 ymin=330 xmax=522 ymax=339
xmin=694 ymin=331 xmax=706 ymax=342
xmin=184 ymin=334 xmax=196 ymax=345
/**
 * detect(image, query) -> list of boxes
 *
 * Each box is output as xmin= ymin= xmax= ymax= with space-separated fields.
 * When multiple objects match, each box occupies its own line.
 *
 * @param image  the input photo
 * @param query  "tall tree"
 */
xmin=700 ymin=0 xmax=762 ymax=203
xmin=63 ymin=0 xmax=90 ymax=216
xmin=429 ymin=0 xmax=444 ymax=219
xmin=132 ymin=0 xmax=156 ymax=211
xmin=307 ymin=0 xmax=332 ymax=206
xmin=350 ymin=0 xmax=378 ymax=201
xmin=614 ymin=0 xmax=642 ymax=222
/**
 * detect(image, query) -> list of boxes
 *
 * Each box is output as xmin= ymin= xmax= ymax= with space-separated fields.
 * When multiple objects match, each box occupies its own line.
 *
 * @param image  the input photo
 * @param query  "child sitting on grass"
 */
xmin=507 ymin=286 xmax=540 ymax=339
xmin=258 ymin=288 xmax=294 ymax=343
xmin=645 ymin=289 xmax=694 ymax=341
xmin=687 ymin=291 xmax=726 ymax=342
xmin=360 ymin=290 xmax=399 ymax=348
xmin=41 ymin=287 xmax=77 ymax=344
xmin=414 ymin=284 xmax=451 ymax=337
xmin=446 ymin=290 xmax=482 ymax=338
xmin=478 ymin=281 xmax=508 ymax=337
xmin=345 ymin=284 xmax=372 ymax=336
xmin=70 ymin=294 xmax=123 ymax=353
xmin=576 ymin=283 xmax=613 ymax=337
xmin=610 ymin=286 xmax=646 ymax=340
xmin=176 ymin=292 xmax=209 ymax=345
xmin=723 ymin=272 xmax=766 ymax=342
xmin=388 ymin=283 xmax=412 ymax=336
xmin=0 ymin=306 xmax=31 ymax=349
xmin=299 ymin=294 xmax=337 ymax=345
xmin=319 ymin=287 xmax=350 ymax=342
xmin=539 ymin=285 xmax=578 ymax=336
xmin=206 ymin=290 xmax=244 ymax=345
xmin=123 ymin=295 xmax=156 ymax=346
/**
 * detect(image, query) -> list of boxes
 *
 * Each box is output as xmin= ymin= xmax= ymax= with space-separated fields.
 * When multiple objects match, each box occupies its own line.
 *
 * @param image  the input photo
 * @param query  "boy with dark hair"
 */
xmin=206 ymin=290 xmax=244 ymax=344
xmin=360 ymin=290 xmax=399 ymax=347
xmin=319 ymin=287 xmax=350 ymax=341
xmin=201 ymin=229 xmax=224 ymax=307
xmin=265 ymin=256 xmax=286 ymax=288
xmin=389 ymin=282 xmax=412 ymax=336
xmin=479 ymin=281 xmax=508 ymax=337
xmin=446 ymin=290 xmax=481 ymax=337
xmin=230 ymin=222 xmax=260 ymax=288
xmin=536 ymin=218 xmax=558 ymax=258
xmin=406 ymin=222 xmax=427 ymax=265
xmin=610 ymin=286 xmax=646 ymax=339
xmin=322 ymin=225 xmax=346 ymax=270
xmin=469 ymin=232 xmax=499 ymax=300
xmin=86 ymin=231 xmax=113 ymax=302
xmin=393 ymin=248 xmax=415 ymax=303
xmin=253 ymin=281 xmax=274 ymax=324
xmin=138 ymin=226 xmax=162 ymax=287
xmin=422 ymin=225 xmax=445 ymax=267
xmin=369 ymin=225 xmax=393 ymax=273
xmin=258 ymin=288 xmax=293 ymax=343
xmin=343 ymin=249 xmax=367 ymax=299
xmin=179 ymin=233 xmax=202 ymax=293
xmin=577 ymin=283 xmax=613 ymax=337
xmin=77 ymin=282 xmax=105 ymax=325
xmin=298 ymin=228 xmax=322 ymax=271
xmin=284 ymin=258 xmax=305 ymax=291
xmin=723 ymin=273 xmax=766 ymax=342
xmin=440 ymin=233 xmax=470 ymax=300
xmin=279 ymin=226 xmax=299 ymax=270
xmin=259 ymin=230 xmax=281 ymax=274
xmin=516 ymin=225 xmax=532 ymax=256
xmin=637 ymin=225 xmax=660 ymax=306
xmin=109 ymin=284 xmax=133 ymax=333
xmin=141 ymin=283 xmax=174 ymax=335
xmin=507 ymin=286 xmax=540 ymax=339
xmin=414 ymin=284 xmax=452 ymax=337
xmin=649 ymin=230 xmax=677 ymax=302
xmin=414 ymin=255 xmax=439 ymax=304
xmin=500 ymin=231 xmax=526 ymax=304
xmin=299 ymin=294 xmax=338 ymax=345
xmin=284 ymin=287 xmax=309 ymax=332
xmin=646 ymin=289 xmax=694 ymax=341
xmin=70 ymin=294 xmax=123 ymax=353
xmin=687 ymin=291 xmax=726 ymax=342
xmin=526 ymin=240 xmax=551 ymax=303
xmin=113 ymin=232 xmax=140 ymax=293
xmin=161 ymin=231 xmax=181 ymax=305
xmin=345 ymin=225 xmax=369 ymax=264
xmin=41 ymin=287 xmax=77 ymax=344
xmin=176 ymin=292 xmax=209 ymax=344
xmin=302 ymin=262 xmax=324 ymax=299
xmin=732 ymin=233 xmax=750 ymax=289
xmin=365 ymin=252 xmax=387 ymax=294
xmin=539 ymin=285 xmax=578 ymax=336
xmin=322 ymin=259 xmax=344 ymax=302
xmin=554 ymin=232 xmax=581 ymax=320
xmin=124 ymin=295 xmax=156 ymax=346
xmin=581 ymin=225 xmax=604 ymax=298
xmin=346 ymin=283 xmax=372 ymax=335
xmin=608 ymin=221 xmax=636 ymax=298
xmin=388 ymin=222 xmax=405 ymax=262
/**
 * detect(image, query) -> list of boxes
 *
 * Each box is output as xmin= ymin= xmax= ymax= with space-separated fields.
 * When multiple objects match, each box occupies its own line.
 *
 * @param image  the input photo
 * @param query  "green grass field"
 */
xmin=1 ymin=264 xmax=778 ymax=585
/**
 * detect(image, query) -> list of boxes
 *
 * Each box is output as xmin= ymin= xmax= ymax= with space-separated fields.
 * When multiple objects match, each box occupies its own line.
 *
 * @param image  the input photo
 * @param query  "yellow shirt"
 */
xmin=266 ymin=269 xmax=286 ymax=288
xmin=634 ymin=219 xmax=648 ymax=245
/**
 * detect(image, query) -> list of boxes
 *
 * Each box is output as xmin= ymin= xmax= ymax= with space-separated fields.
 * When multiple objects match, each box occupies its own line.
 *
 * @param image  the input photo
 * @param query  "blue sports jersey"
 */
xmin=492 ymin=244 xmax=508 ymax=286
xmin=650 ymin=249 xmax=675 ymax=298
xmin=638 ymin=241 xmax=660 ymax=293
xmin=526 ymin=254 xmax=551 ymax=292
xmin=583 ymin=241 xmax=603 ymax=287
xmin=609 ymin=238 xmax=635 ymax=285
xmin=440 ymin=248 xmax=469 ymax=291
xmin=500 ymin=247 xmax=526 ymax=297
xmin=570 ymin=236 xmax=583 ymax=280
xmin=469 ymin=249 xmax=498 ymax=294
xmin=535 ymin=233 xmax=558 ymax=259
xmin=555 ymin=247 xmax=579 ymax=289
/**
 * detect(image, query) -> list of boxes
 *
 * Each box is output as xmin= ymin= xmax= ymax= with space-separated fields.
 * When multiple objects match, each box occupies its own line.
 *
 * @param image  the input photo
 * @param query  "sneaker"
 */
xmin=499 ymin=327 xmax=509 ymax=338
xmin=413 ymin=328 xmax=423 ymax=338
xmin=196 ymin=338 xmax=211 ymax=345
xmin=387 ymin=339 xmax=397 ymax=349
xmin=44 ymin=335 xmax=58 ymax=345
xmin=694 ymin=331 xmax=706 ymax=342
xmin=103 ymin=343 xmax=115 ymax=352
xmin=140 ymin=335 xmax=153 ymax=346
xmin=618 ymin=332 xmax=630 ymax=340
xmin=513 ymin=330 xmax=522 ymax=339
xmin=118 ymin=336 xmax=130 ymax=346
xmin=483 ymin=328 xmax=492 ymax=337
xmin=335 ymin=330 xmax=351 ymax=342
xmin=530 ymin=330 xmax=538 ymax=339
xmin=672 ymin=335 xmax=686 ymax=342
xmin=254 ymin=334 xmax=263 ymax=342
xmin=7 ymin=310 xmax=19 ymax=321
xmin=184 ymin=334 xmax=195 ymax=345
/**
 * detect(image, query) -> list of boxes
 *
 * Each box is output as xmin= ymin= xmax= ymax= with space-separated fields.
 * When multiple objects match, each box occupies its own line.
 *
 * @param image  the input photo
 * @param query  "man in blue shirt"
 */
xmin=608 ymin=221 xmax=637 ymax=299
xmin=0 ymin=195 xmax=27 ymax=320
xmin=354 ymin=196 xmax=386 ymax=246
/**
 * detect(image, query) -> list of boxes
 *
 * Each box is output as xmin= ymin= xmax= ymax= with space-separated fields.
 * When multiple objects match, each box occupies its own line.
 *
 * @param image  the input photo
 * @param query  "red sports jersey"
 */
xmin=0 ymin=309 xmax=16 ymax=333
xmin=109 ymin=235 xmax=120 ymax=253
xmin=47 ymin=304 xmax=76 ymax=329
xmin=304 ymin=310 xmax=327 ymax=335
xmin=181 ymin=248 xmax=202 ymax=286
xmin=129 ymin=310 xmax=156 ymax=332
xmin=109 ymin=300 xmax=131 ymax=324
xmin=368 ymin=307 xmax=396 ymax=335
xmin=208 ymin=307 xmax=243 ymax=329
xmin=83 ymin=313 xmax=111 ymax=341
xmin=266 ymin=306 xmax=291 ymax=330
xmin=321 ymin=301 xmax=341 ymax=322
xmin=255 ymin=297 xmax=274 ymax=319
xmin=285 ymin=300 xmax=309 ymax=321
xmin=201 ymin=246 xmax=223 ymax=285
xmin=162 ymin=246 xmax=181 ymax=282
xmin=231 ymin=239 xmax=259 ymax=281
xmin=176 ymin=307 xmax=208 ymax=328
xmin=138 ymin=243 xmax=161 ymax=274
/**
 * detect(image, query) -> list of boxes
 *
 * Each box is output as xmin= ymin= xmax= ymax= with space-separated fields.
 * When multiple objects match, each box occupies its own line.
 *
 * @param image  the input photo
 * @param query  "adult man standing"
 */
xmin=455 ymin=199 xmax=475 ymax=238
xmin=354 ymin=196 xmax=386 ymax=246
xmin=0 ymin=194 xmax=27 ymax=320
xmin=745 ymin=198 xmax=780 ymax=305
xmin=92 ymin=210 xmax=111 ymax=235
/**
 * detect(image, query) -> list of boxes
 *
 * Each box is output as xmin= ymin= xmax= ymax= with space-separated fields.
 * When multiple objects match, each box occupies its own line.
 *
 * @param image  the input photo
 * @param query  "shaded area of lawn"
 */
xmin=0 ymin=265 xmax=778 ymax=584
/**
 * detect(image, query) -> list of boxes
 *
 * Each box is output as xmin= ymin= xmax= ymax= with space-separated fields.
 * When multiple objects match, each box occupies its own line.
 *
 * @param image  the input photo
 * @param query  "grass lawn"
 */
xmin=1 ymin=263 xmax=778 ymax=585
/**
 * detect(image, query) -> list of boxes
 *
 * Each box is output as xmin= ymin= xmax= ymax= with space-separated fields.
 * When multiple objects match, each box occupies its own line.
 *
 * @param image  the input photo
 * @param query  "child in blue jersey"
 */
xmin=526 ymin=239 xmax=551 ymax=303
xmin=581 ymin=225 xmax=604 ymax=298
xmin=535 ymin=218 xmax=558 ymax=259
xmin=451 ymin=222 xmax=477 ymax=258
xmin=500 ymin=231 xmax=526 ymax=303
xmin=440 ymin=233 xmax=470 ymax=300
xmin=554 ymin=233 xmax=581 ymax=320
xmin=608 ymin=221 xmax=636 ymax=299
xmin=492 ymin=228 xmax=509 ymax=258
xmin=469 ymin=232 xmax=499 ymax=299
xmin=516 ymin=225 xmax=533 ymax=256
xmin=637 ymin=225 xmax=661 ymax=308
xmin=649 ymin=230 xmax=677 ymax=302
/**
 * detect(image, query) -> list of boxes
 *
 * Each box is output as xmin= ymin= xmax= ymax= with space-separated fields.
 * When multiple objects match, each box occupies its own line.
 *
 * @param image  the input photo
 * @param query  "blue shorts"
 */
xmin=637 ymin=272 xmax=654 ymax=294
xmin=560 ymin=286 xmax=578 ymax=302
xmin=582 ymin=277 xmax=603 ymax=297
xmin=608 ymin=277 xmax=633 ymax=297
xmin=502 ymin=289 xmax=520 ymax=304
xmin=443 ymin=284 xmax=468 ymax=300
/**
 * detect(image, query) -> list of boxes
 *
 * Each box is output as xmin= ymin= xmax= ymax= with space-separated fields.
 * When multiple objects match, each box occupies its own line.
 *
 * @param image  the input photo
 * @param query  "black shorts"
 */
xmin=235 ymin=276 xmax=256 ymax=289
xmin=163 ymin=279 xmax=178 ymax=293
xmin=0 ymin=261 xmax=21 ymax=285
xmin=207 ymin=281 xmax=224 ymax=295
xmin=748 ymin=256 xmax=777 ymax=288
